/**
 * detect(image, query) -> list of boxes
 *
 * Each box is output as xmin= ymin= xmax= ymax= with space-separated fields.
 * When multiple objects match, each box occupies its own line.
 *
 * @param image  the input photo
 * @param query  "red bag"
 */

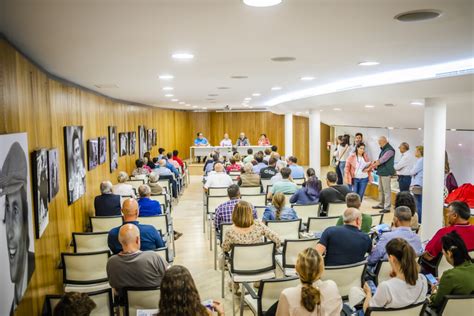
xmin=445 ymin=183 xmax=474 ymax=208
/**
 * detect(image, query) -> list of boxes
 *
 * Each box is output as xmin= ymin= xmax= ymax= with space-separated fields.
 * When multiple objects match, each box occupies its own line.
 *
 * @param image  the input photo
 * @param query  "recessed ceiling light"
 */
xmin=202 ymin=107 xmax=207 ymax=109
xmin=395 ymin=9 xmax=442 ymax=22
xmin=359 ymin=61 xmax=380 ymax=66
xmin=249 ymin=106 xmax=254 ymax=109
xmin=206 ymin=98 xmax=216 ymax=101
xmin=185 ymin=104 xmax=191 ymax=107
xmin=271 ymin=56 xmax=296 ymax=62
xmin=333 ymin=108 xmax=341 ymax=111
xmin=208 ymin=94 xmax=219 ymax=97
xmin=271 ymin=86 xmax=282 ymax=91
xmin=158 ymin=74 xmax=174 ymax=80
xmin=384 ymin=103 xmax=395 ymax=107
xmin=217 ymin=86 xmax=231 ymax=90
xmin=388 ymin=127 xmax=394 ymax=130
xmin=244 ymin=97 xmax=252 ymax=101
xmin=252 ymin=93 xmax=261 ymax=97
xmin=171 ymin=52 xmax=194 ymax=60
xmin=179 ymin=101 xmax=185 ymax=104
xmin=300 ymin=76 xmax=315 ymax=81
xmin=171 ymin=99 xmax=179 ymax=102
xmin=364 ymin=104 xmax=375 ymax=108
xmin=418 ymin=128 xmax=422 ymax=130
xmin=165 ymin=94 xmax=174 ymax=97
xmin=162 ymin=87 xmax=174 ymax=91
xmin=458 ymin=143 xmax=463 ymax=146
xmin=243 ymin=0 xmax=282 ymax=7
xmin=243 ymin=104 xmax=249 ymax=107
xmin=410 ymin=101 xmax=424 ymax=106
xmin=231 ymin=75 xmax=248 ymax=79
xmin=450 ymin=129 xmax=457 ymax=131
xmin=192 ymin=105 xmax=198 ymax=108
xmin=296 ymin=112 xmax=301 ymax=115
xmin=320 ymin=109 xmax=324 ymax=112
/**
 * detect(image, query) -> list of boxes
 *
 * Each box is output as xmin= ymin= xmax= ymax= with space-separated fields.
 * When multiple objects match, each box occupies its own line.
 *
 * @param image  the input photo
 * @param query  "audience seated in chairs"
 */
xmin=335 ymin=193 xmax=372 ymax=233
xmin=204 ymin=163 xmax=233 ymax=193
xmin=263 ymin=148 xmax=272 ymax=162
xmin=270 ymin=160 xmax=287 ymax=185
xmin=394 ymin=191 xmax=420 ymax=229
xmin=289 ymin=168 xmax=321 ymax=205
xmin=53 ymin=292 xmax=96 ymax=316
xmin=260 ymin=157 xmax=278 ymax=180
xmin=238 ymin=162 xmax=261 ymax=187
xmin=144 ymin=152 xmax=156 ymax=170
xmin=94 ymin=181 xmax=121 ymax=216
xmin=271 ymin=248 xmax=342 ymax=316
xmin=154 ymin=159 xmax=178 ymax=199
xmin=286 ymin=156 xmax=305 ymax=179
xmin=318 ymin=171 xmax=351 ymax=216
xmin=263 ymin=192 xmax=298 ymax=223
xmin=243 ymin=148 xmax=254 ymax=164
xmin=429 ymin=231 xmax=474 ymax=312
xmin=108 ymin=198 xmax=164 ymax=254
xmin=252 ymin=152 xmax=267 ymax=174
xmin=112 ymin=171 xmax=136 ymax=198
xmin=268 ymin=167 xmax=298 ymax=199
xmin=157 ymin=147 xmax=166 ymax=162
xmin=132 ymin=159 xmax=150 ymax=176
xmin=148 ymin=172 xmax=163 ymax=195
xmin=166 ymin=152 xmax=181 ymax=169
xmin=226 ymin=157 xmax=241 ymax=173
xmin=172 ymin=149 xmax=184 ymax=168
xmin=164 ymin=156 xmax=180 ymax=178
xmin=204 ymin=153 xmax=220 ymax=175
xmin=107 ymin=224 xmax=168 ymax=300
xmin=137 ymin=184 xmax=162 ymax=216
xmin=158 ymin=265 xmax=224 ymax=316
xmin=367 ymin=206 xmax=423 ymax=266
xmin=350 ymin=238 xmax=428 ymax=313
xmin=316 ymin=208 xmax=372 ymax=266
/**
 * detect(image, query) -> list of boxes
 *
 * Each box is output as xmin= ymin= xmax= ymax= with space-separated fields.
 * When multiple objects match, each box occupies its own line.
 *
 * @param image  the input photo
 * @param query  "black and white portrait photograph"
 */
xmin=147 ymin=129 xmax=153 ymax=151
xmin=0 ymin=133 xmax=35 ymax=316
xmin=64 ymin=126 xmax=86 ymax=205
xmin=119 ymin=132 xmax=128 ymax=156
xmin=99 ymin=136 xmax=106 ymax=165
xmin=138 ymin=125 xmax=146 ymax=158
xmin=109 ymin=126 xmax=119 ymax=172
xmin=32 ymin=149 xmax=49 ymax=239
xmin=47 ymin=148 xmax=59 ymax=201
xmin=152 ymin=129 xmax=157 ymax=146
xmin=87 ymin=138 xmax=99 ymax=170
xmin=129 ymin=131 xmax=136 ymax=155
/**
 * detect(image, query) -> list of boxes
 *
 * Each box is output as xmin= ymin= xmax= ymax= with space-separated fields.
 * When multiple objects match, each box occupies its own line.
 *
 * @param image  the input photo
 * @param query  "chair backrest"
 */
xmin=321 ymin=261 xmax=366 ymax=297
xmin=131 ymin=174 xmax=148 ymax=182
xmin=154 ymin=247 xmax=171 ymax=263
xmin=327 ymin=203 xmax=347 ymax=217
xmin=207 ymin=195 xmax=229 ymax=214
xmin=374 ymin=260 xmax=392 ymax=285
xmin=255 ymin=206 xmax=266 ymax=220
xmin=240 ymin=186 xmax=261 ymax=195
xmin=293 ymin=178 xmax=305 ymax=185
xmin=229 ymin=171 xmax=241 ymax=177
xmin=125 ymin=179 xmax=144 ymax=192
xmin=120 ymin=195 xmax=133 ymax=207
xmin=241 ymin=194 xmax=267 ymax=207
xmin=231 ymin=242 xmax=275 ymax=274
xmin=139 ymin=215 xmax=168 ymax=234
xmin=124 ymin=287 xmax=160 ymax=316
xmin=266 ymin=219 xmax=301 ymax=241
xmin=291 ymin=204 xmax=320 ymax=224
xmin=366 ymin=300 xmax=427 ymax=316
xmin=157 ymin=179 xmax=171 ymax=193
xmin=261 ymin=179 xmax=272 ymax=190
xmin=438 ymin=294 xmax=474 ymax=316
xmin=149 ymin=194 xmax=168 ymax=211
xmin=61 ymin=251 xmax=110 ymax=284
xmin=258 ymin=277 xmax=300 ymax=313
xmin=72 ymin=232 xmax=109 ymax=253
xmin=208 ymin=187 xmax=229 ymax=196
xmin=43 ymin=295 xmax=62 ymax=316
xmin=370 ymin=213 xmax=384 ymax=226
xmin=265 ymin=184 xmax=273 ymax=196
xmin=90 ymin=216 xmax=123 ymax=232
xmin=219 ymin=223 xmax=233 ymax=243
xmin=282 ymin=239 xmax=319 ymax=268
xmin=307 ymin=216 xmax=340 ymax=233
xmin=89 ymin=288 xmax=114 ymax=316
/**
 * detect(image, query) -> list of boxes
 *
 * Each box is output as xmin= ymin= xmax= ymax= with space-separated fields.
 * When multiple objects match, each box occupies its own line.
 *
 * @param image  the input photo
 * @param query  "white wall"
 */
xmin=334 ymin=126 xmax=474 ymax=185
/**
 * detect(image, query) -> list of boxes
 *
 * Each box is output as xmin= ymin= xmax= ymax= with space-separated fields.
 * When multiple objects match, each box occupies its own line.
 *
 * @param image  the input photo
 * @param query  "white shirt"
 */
xmin=369 ymin=274 xmax=428 ymax=309
xmin=112 ymin=183 xmax=136 ymax=198
xmin=394 ymin=151 xmax=416 ymax=176
xmin=220 ymin=139 xmax=232 ymax=147
xmin=354 ymin=157 xmax=369 ymax=179
xmin=270 ymin=173 xmax=283 ymax=185
xmin=204 ymin=172 xmax=233 ymax=189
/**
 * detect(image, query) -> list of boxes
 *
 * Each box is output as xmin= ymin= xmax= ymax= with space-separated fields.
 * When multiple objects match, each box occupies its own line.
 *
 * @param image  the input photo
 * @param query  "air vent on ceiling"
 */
xmin=94 ymin=84 xmax=119 ymax=89
xmin=271 ymin=56 xmax=296 ymax=62
xmin=394 ymin=9 xmax=442 ymax=22
xmin=384 ymin=103 xmax=395 ymax=107
xmin=230 ymin=75 xmax=248 ymax=79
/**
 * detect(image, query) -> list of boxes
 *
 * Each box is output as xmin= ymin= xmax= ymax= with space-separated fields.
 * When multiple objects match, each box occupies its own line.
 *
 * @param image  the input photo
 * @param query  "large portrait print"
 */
xmin=87 ymin=138 xmax=99 ymax=170
xmin=64 ymin=126 xmax=86 ymax=205
xmin=0 ymin=132 xmax=35 ymax=315
xmin=138 ymin=125 xmax=146 ymax=159
xmin=47 ymin=148 xmax=59 ymax=201
xmin=32 ymin=149 xmax=49 ymax=239
xmin=129 ymin=132 xmax=136 ymax=155
xmin=147 ymin=129 xmax=153 ymax=151
xmin=98 ymin=137 xmax=106 ymax=165
xmin=119 ymin=132 xmax=128 ymax=157
xmin=109 ymin=126 xmax=118 ymax=172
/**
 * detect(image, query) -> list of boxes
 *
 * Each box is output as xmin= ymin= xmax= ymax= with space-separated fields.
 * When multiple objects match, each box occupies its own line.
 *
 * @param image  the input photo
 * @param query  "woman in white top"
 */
xmin=219 ymin=133 xmax=233 ymax=147
xmin=344 ymin=143 xmax=373 ymax=200
xmin=276 ymin=248 xmax=342 ymax=316
xmin=112 ymin=171 xmax=136 ymax=198
xmin=333 ymin=135 xmax=350 ymax=185
xmin=361 ymin=238 xmax=428 ymax=312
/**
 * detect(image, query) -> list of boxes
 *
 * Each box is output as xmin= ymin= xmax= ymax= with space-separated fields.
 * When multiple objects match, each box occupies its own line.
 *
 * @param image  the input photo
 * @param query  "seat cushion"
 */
xmin=64 ymin=282 xmax=110 ymax=293
xmin=232 ymin=271 xmax=275 ymax=283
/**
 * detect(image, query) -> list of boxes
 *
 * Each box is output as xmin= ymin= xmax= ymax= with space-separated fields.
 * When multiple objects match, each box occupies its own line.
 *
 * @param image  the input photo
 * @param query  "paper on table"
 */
xmin=137 ymin=309 xmax=159 ymax=316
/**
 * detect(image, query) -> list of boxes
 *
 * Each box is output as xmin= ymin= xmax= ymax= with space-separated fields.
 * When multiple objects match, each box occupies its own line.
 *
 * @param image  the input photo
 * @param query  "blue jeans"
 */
xmin=398 ymin=175 xmax=411 ymax=192
xmin=338 ymin=161 xmax=346 ymax=184
xmin=353 ymin=177 xmax=369 ymax=201
xmin=414 ymin=193 xmax=422 ymax=223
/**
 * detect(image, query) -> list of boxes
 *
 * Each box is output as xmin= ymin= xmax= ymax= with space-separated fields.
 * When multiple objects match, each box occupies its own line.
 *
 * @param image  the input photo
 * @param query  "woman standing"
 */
xmin=344 ymin=143 xmax=373 ymax=200
xmin=333 ymin=135 xmax=350 ymax=185
xmin=410 ymin=146 xmax=424 ymax=223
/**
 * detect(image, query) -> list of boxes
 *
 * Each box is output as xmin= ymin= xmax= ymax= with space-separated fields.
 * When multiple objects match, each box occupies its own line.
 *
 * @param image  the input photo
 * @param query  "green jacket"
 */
xmin=377 ymin=143 xmax=395 ymax=176
xmin=336 ymin=213 xmax=372 ymax=233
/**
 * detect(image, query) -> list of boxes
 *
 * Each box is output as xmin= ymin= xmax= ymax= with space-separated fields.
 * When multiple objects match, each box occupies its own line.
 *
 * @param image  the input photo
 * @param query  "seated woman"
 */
xmin=222 ymin=201 xmax=281 ymax=253
xmin=237 ymin=162 xmax=261 ymax=187
xmin=112 ymin=171 xmax=136 ymax=198
xmin=394 ymin=191 xmax=419 ymax=229
xmin=147 ymin=172 xmax=163 ymax=195
xmin=159 ymin=265 xmax=224 ymax=316
xmin=275 ymin=248 xmax=342 ymax=316
xmin=226 ymin=157 xmax=241 ymax=173
xmin=258 ymin=133 xmax=271 ymax=146
xmin=358 ymin=238 xmax=428 ymax=312
xmin=263 ymin=192 xmax=298 ymax=223
xmin=290 ymin=168 xmax=321 ymax=205
xmin=132 ymin=158 xmax=150 ymax=176
xmin=429 ymin=231 xmax=474 ymax=312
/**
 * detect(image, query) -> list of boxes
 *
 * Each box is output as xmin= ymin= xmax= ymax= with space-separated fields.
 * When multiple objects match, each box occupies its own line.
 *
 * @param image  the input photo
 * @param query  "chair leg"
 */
xmin=209 ymin=219 xmax=213 ymax=250
xmin=231 ymin=279 xmax=236 ymax=316
xmin=221 ymin=261 xmax=225 ymax=298
xmin=214 ymin=233 xmax=217 ymax=270
xmin=240 ymin=283 xmax=245 ymax=316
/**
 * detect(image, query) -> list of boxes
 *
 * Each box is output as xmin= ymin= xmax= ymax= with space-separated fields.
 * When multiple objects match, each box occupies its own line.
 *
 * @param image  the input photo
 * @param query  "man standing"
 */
xmin=372 ymin=136 xmax=396 ymax=214
xmin=350 ymin=132 xmax=364 ymax=153
xmin=394 ymin=142 xmax=415 ymax=192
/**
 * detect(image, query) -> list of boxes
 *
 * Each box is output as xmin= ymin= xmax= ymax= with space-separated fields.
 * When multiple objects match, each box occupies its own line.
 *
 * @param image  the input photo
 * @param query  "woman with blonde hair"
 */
xmin=410 ymin=145 xmax=424 ymax=223
xmin=263 ymin=192 xmax=298 ymax=223
xmin=275 ymin=248 xmax=342 ymax=315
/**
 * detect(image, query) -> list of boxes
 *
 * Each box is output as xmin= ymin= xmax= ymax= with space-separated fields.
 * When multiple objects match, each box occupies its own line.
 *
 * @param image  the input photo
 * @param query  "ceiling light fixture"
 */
xmin=185 ymin=104 xmax=191 ymax=107
xmin=300 ymin=76 xmax=315 ymax=81
xmin=458 ymin=143 xmax=463 ymax=146
xmin=271 ymin=56 xmax=296 ymax=62
xmin=162 ymin=87 xmax=174 ymax=91
xmin=243 ymin=0 xmax=282 ymax=7
xmin=171 ymin=99 xmax=179 ymax=102
xmin=410 ymin=101 xmax=424 ymax=106
xmin=158 ymin=74 xmax=174 ymax=80
xmin=395 ymin=9 xmax=442 ymax=22
xmin=388 ymin=127 xmax=394 ymax=130
xmin=244 ymin=97 xmax=252 ymax=101
xmin=252 ymin=93 xmax=261 ymax=97
xmin=359 ymin=61 xmax=380 ymax=66
xmin=179 ymin=101 xmax=185 ymax=104
xmin=249 ymin=106 xmax=254 ymax=109
xmin=202 ymin=107 xmax=207 ymax=109
xmin=165 ymin=94 xmax=174 ymax=97
xmin=450 ymin=129 xmax=457 ymax=131
xmin=333 ymin=108 xmax=341 ymax=111
xmin=192 ymin=105 xmax=198 ymax=108
xmin=418 ymin=128 xmax=422 ymax=130
xmin=364 ymin=104 xmax=375 ymax=108
xmin=271 ymin=86 xmax=282 ymax=91
xmin=171 ymin=52 xmax=194 ymax=60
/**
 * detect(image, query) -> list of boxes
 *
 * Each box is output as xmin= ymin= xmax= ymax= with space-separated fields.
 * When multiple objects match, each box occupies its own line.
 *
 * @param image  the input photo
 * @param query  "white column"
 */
xmin=309 ymin=110 xmax=321 ymax=177
xmin=284 ymin=113 xmax=293 ymax=158
xmin=421 ymin=98 xmax=447 ymax=241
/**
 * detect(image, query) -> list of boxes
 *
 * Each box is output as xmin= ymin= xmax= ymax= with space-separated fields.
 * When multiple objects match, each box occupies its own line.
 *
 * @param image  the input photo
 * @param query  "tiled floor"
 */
xmin=171 ymin=167 xmax=392 ymax=314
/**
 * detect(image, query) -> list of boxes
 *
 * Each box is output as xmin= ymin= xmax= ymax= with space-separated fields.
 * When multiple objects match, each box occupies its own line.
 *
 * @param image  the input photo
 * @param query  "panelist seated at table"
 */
xmin=220 ymin=133 xmax=233 ymax=147
xmin=194 ymin=132 xmax=210 ymax=163
xmin=257 ymin=133 xmax=270 ymax=146
xmin=235 ymin=132 xmax=250 ymax=146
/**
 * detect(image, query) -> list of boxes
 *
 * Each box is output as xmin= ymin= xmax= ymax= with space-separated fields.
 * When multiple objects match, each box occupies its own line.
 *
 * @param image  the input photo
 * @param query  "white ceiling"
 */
xmin=1 ymin=0 xmax=473 ymax=128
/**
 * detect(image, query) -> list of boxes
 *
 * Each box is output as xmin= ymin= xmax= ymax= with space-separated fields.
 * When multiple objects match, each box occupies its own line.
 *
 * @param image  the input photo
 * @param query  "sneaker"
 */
xmin=372 ymin=205 xmax=384 ymax=209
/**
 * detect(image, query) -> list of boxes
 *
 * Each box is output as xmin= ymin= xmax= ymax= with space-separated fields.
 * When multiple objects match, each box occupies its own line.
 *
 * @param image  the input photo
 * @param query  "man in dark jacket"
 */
xmin=372 ymin=136 xmax=396 ymax=213
xmin=94 ymin=181 xmax=122 ymax=216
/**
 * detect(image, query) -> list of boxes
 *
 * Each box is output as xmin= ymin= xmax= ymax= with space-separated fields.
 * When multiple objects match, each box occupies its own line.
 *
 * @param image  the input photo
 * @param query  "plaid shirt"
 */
xmin=214 ymin=198 xmax=257 ymax=231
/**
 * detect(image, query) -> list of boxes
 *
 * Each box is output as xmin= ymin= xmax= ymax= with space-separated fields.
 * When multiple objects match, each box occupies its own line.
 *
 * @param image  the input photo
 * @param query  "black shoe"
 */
xmin=372 ymin=205 xmax=384 ymax=209
xmin=379 ymin=209 xmax=390 ymax=214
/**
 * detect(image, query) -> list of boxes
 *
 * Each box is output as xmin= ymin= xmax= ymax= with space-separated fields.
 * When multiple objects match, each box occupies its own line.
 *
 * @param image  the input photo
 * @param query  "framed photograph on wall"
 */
xmin=64 ymin=126 xmax=86 ymax=205
xmin=152 ymin=129 xmax=157 ymax=146
xmin=87 ymin=138 xmax=99 ymax=170
xmin=109 ymin=126 xmax=118 ymax=172
xmin=138 ymin=125 xmax=146 ymax=158
xmin=0 ymin=133 xmax=35 ymax=315
xmin=147 ymin=129 xmax=153 ymax=151
xmin=119 ymin=132 xmax=128 ymax=156
xmin=47 ymin=148 xmax=59 ymax=201
xmin=129 ymin=131 xmax=136 ymax=155
xmin=98 ymin=136 xmax=106 ymax=165
xmin=32 ymin=148 xmax=49 ymax=239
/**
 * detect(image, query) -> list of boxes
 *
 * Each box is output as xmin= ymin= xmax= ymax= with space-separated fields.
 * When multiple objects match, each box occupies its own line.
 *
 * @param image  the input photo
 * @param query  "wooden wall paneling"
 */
xmin=293 ymin=116 xmax=309 ymax=166
xmin=320 ymin=122 xmax=331 ymax=166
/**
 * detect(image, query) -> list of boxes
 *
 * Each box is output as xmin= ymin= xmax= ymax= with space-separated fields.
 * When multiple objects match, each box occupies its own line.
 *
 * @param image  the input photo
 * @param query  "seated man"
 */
xmin=252 ymin=152 xmax=267 ymax=174
xmin=268 ymin=167 xmax=298 ymax=199
xmin=270 ymin=160 xmax=287 ymax=185
xmin=318 ymin=171 xmax=351 ymax=215
xmin=203 ymin=153 xmax=220 ymax=175
xmin=94 ymin=181 xmax=121 ymax=216
xmin=172 ymin=149 xmax=184 ymax=168
xmin=316 ymin=208 xmax=372 ymax=266
xmin=154 ymin=159 xmax=178 ymax=199
xmin=107 ymin=224 xmax=168 ymax=299
xmin=286 ymin=156 xmax=305 ymax=179
xmin=368 ymin=206 xmax=423 ymax=266
xmin=335 ymin=193 xmax=372 ymax=233
xmin=243 ymin=148 xmax=254 ymax=164
xmin=164 ymin=157 xmax=180 ymax=178
xmin=204 ymin=163 xmax=233 ymax=193
xmin=166 ymin=152 xmax=181 ymax=170
xmin=108 ymin=198 xmax=164 ymax=254
xmin=260 ymin=157 xmax=278 ymax=179
xmin=137 ymin=184 xmax=162 ymax=216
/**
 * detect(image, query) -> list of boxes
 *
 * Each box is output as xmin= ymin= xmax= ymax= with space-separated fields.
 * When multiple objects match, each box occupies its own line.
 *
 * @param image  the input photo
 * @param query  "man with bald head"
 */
xmin=107 ymin=224 xmax=167 ymax=298
xmin=372 ymin=136 xmax=396 ymax=213
xmin=94 ymin=181 xmax=121 ymax=216
xmin=315 ymin=208 xmax=372 ymax=266
xmin=107 ymin=198 xmax=164 ymax=254
xmin=203 ymin=162 xmax=233 ymax=193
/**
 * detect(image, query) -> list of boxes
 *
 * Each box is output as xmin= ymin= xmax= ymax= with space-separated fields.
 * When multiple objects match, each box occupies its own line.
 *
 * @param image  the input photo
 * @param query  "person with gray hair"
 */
xmin=148 ymin=172 xmax=163 ymax=195
xmin=238 ymin=162 xmax=262 ymax=187
xmin=372 ymin=136 xmax=396 ymax=213
xmin=136 ymin=184 xmax=162 ymax=217
xmin=94 ymin=180 xmax=121 ymax=216
xmin=316 ymin=207 xmax=372 ymax=266
xmin=395 ymin=142 xmax=415 ymax=192
xmin=112 ymin=171 xmax=136 ymax=198
xmin=367 ymin=206 xmax=423 ymax=266
xmin=203 ymin=162 xmax=233 ymax=193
